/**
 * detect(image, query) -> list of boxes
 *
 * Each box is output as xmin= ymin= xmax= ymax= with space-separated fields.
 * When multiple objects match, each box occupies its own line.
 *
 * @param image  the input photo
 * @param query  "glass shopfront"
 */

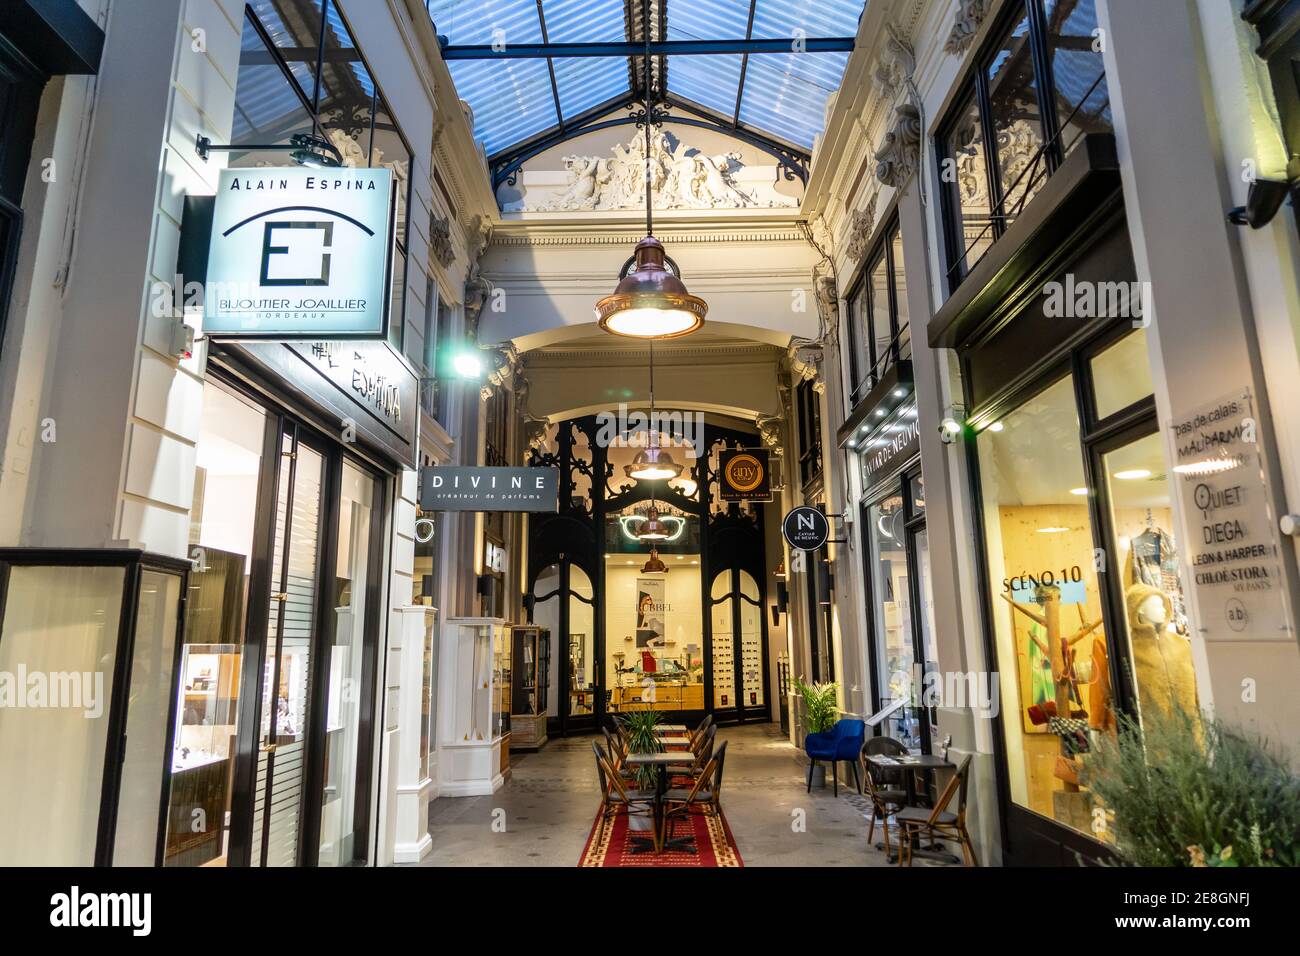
xmin=854 ymin=397 xmax=938 ymax=752
xmin=526 ymin=413 xmax=772 ymax=731
xmin=161 ymin=374 xmax=391 ymax=867
xmin=972 ymin=324 xmax=1186 ymax=858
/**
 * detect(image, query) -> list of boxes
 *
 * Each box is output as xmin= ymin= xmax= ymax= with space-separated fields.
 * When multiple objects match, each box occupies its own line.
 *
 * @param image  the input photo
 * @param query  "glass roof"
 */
xmin=426 ymin=0 xmax=865 ymax=160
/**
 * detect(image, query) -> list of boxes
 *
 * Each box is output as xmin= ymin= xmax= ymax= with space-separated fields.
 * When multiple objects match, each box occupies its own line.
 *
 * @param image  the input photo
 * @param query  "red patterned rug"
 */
xmin=579 ymin=807 xmax=744 ymax=867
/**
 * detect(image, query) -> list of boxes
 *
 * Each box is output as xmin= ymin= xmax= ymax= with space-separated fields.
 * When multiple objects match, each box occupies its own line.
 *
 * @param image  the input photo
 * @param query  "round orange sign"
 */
xmin=724 ymin=452 xmax=765 ymax=493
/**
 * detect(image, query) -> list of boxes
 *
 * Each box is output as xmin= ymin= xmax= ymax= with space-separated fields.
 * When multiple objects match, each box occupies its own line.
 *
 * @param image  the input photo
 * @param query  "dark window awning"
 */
xmin=0 ymin=0 xmax=104 ymax=78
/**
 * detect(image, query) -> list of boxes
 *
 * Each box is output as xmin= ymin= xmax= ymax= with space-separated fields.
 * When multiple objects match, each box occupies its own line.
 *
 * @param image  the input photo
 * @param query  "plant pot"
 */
xmin=809 ymin=763 xmax=826 ymax=788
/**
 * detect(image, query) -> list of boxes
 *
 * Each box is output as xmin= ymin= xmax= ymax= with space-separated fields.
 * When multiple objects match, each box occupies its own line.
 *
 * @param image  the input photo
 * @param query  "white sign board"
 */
xmin=204 ymin=166 xmax=394 ymax=338
xmin=1169 ymin=387 xmax=1293 ymax=641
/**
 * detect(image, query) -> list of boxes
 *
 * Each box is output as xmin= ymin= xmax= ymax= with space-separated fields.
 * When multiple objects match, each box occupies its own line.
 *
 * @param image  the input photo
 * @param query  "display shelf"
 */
xmin=438 ymin=617 xmax=512 ymax=795
xmin=510 ymin=625 xmax=551 ymax=751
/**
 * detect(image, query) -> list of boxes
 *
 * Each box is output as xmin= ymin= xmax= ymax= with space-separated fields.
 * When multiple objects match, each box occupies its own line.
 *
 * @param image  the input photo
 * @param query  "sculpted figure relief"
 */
xmin=506 ymin=131 xmax=798 ymax=211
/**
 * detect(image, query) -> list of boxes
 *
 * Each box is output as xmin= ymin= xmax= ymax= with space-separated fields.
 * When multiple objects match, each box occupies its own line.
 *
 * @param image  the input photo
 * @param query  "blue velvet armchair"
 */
xmin=804 ymin=718 xmax=866 ymax=796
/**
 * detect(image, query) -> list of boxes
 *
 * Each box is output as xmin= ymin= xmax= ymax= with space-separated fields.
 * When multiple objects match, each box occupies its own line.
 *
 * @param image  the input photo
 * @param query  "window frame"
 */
xmin=844 ymin=213 xmax=908 ymax=410
xmin=936 ymin=0 xmax=1108 ymax=291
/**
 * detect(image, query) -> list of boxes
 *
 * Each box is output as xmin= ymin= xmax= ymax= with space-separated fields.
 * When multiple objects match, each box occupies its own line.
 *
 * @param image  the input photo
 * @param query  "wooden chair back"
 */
xmin=927 ymin=755 xmax=972 ymax=826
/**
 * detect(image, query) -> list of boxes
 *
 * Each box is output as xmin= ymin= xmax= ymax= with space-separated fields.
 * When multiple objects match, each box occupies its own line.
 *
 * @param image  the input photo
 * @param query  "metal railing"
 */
xmin=945 ymin=71 xmax=1110 ymax=287
xmin=849 ymin=320 xmax=912 ymax=410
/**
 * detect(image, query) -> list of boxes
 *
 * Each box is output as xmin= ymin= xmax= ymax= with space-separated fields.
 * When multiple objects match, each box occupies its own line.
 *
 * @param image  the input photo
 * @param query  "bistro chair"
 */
xmin=592 ymin=741 xmax=656 ymax=846
xmin=861 ymin=749 xmax=909 ymax=857
xmin=862 ymin=735 xmax=910 ymax=795
xmin=894 ymin=755 xmax=978 ymax=867
xmin=672 ymin=723 xmax=715 ymax=787
xmin=662 ymin=740 xmax=728 ymax=841
xmin=804 ymin=718 xmax=866 ymax=796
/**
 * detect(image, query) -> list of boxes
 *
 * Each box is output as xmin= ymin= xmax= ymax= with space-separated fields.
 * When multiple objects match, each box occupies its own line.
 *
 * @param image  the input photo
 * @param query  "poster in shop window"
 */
xmin=636 ymin=577 xmax=666 ymax=649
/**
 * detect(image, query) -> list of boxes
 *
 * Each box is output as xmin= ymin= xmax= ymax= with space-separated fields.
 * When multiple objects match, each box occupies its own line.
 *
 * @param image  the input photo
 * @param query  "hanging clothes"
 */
xmin=1129 ymin=526 xmax=1189 ymax=635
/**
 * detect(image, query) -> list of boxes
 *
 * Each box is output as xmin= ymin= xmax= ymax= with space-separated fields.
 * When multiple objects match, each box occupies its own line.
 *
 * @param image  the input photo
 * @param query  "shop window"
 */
xmin=845 ymin=216 xmax=909 ymax=408
xmin=1043 ymin=0 xmax=1113 ymax=156
xmin=568 ymin=565 xmax=595 ymax=717
xmin=1101 ymin=432 xmax=1195 ymax=728
xmin=1090 ymin=327 xmax=1154 ymax=419
xmin=0 ymin=565 xmax=125 ymax=865
xmin=867 ymin=492 xmax=923 ymax=749
xmin=318 ymin=459 xmax=380 ymax=866
xmin=977 ymin=374 xmax=1107 ymax=837
xmin=795 ymin=377 xmax=822 ymax=488
xmin=937 ymin=0 xmax=1110 ymax=290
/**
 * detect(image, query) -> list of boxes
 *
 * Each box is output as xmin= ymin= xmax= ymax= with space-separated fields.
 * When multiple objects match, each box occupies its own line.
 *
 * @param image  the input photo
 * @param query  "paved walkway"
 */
xmin=413 ymin=723 xmax=928 ymax=867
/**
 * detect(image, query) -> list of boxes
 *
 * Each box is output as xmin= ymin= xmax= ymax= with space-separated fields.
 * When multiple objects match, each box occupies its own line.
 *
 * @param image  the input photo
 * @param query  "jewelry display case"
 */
xmin=438 ymin=617 xmax=512 ymax=795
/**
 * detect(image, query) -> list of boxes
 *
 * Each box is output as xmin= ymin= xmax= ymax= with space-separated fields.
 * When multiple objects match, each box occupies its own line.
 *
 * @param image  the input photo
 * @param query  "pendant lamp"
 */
xmin=641 ymin=546 xmax=669 ymax=574
xmin=595 ymin=0 xmax=706 ymax=340
xmin=625 ymin=338 xmax=682 ymax=482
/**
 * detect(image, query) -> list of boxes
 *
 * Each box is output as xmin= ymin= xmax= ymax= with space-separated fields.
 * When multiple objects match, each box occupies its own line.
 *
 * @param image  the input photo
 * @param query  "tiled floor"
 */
xmin=412 ymin=723 xmax=935 ymax=867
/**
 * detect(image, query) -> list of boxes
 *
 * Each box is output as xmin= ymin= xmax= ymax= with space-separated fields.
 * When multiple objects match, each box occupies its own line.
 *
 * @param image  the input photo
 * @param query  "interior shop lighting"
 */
xmin=1173 ymin=456 xmax=1243 ymax=476
xmin=1069 ymin=487 xmax=1089 ymax=496
xmin=641 ymin=547 xmax=669 ymax=574
xmin=1036 ymin=526 xmax=1071 ymax=534
xmin=595 ymin=0 xmax=706 ymax=339
xmin=625 ymin=339 xmax=684 ymax=481
xmin=1113 ymin=468 xmax=1152 ymax=480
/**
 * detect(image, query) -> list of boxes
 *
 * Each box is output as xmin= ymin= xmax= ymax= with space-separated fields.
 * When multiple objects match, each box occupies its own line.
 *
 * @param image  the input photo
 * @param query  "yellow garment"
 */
xmin=1125 ymin=583 xmax=1197 ymax=720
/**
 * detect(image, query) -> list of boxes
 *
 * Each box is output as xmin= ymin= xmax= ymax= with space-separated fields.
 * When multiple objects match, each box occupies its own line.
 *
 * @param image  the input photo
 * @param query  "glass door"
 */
xmin=709 ymin=567 xmax=769 ymax=723
xmin=252 ymin=426 xmax=326 ymax=867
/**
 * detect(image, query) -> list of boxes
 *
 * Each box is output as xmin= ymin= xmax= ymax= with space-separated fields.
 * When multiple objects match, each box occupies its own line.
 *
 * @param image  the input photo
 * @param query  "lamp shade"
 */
xmin=641 ymin=547 xmax=669 ymax=574
xmin=596 ymin=237 xmax=706 ymax=339
xmin=636 ymin=506 xmax=671 ymax=540
xmin=625 ymin=442 xmax=683 ymax=481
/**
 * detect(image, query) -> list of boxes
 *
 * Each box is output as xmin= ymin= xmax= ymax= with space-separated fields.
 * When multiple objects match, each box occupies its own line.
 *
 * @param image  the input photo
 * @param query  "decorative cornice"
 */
xmin=489 ymin=226 xmax=808 ymax=247
xmin=945 ymin=0 xmax=989 ymax=56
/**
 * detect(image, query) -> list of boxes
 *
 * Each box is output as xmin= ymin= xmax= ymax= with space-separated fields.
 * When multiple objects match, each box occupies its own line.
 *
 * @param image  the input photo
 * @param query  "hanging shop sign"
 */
xmin=782 ymin=506 xmax=829 ymax=551
xmin=421 ymin=466 xmax=559 ymax=513
xmin=719 ymin=448 xmax=772 ymax=501
xmin=859 ymin=397 xmax=921 ymax=487
xmin=203 ymin=166 xmax=395 ymax=339
xmin=1168 ymin=387 xmax=1293 ymax=641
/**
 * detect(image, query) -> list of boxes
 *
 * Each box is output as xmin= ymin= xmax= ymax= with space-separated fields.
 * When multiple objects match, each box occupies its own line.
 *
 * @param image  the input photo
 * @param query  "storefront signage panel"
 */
xmin=204 ymin=166 xmax=394 ymax=339
xmin=1168 ymin=387 xmax=1292 ymax=641
xmin=234 ymin=338 xmax=417 ymax=468
xmin=421 ymin=466 xmax=559 ymax=512
xmin=719 ymin=448 xmax=772 ymax=501
xmin=859 ymin=398 xmax=920 ymax=488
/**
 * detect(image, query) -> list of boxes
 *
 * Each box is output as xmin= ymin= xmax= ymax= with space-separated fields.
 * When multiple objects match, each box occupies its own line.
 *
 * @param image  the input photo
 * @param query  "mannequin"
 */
xmin=1125 ymin=582 xmax=1197 ymax=719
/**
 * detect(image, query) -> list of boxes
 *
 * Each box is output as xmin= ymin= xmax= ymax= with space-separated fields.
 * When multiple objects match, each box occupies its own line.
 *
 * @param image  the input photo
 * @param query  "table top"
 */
xmin=865 ymin=753 xmax=955 ymax=770
xmin=654 ymin=724 xmax=688 ymax=733
xmin=625 ymin=751 xmax=697 ymax=765
xmin=657 ymin=736 xmax=692 ymax=748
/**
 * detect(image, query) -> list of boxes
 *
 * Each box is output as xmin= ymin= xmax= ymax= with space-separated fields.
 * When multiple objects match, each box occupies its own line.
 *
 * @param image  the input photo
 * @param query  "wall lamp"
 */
xmin=1228 ymin=178 xmax=1291 ymax=229
xmin=938 ymin=405 xmax=968 ymax=445
xmin=195 ymin=132 xmax=342 ymax=168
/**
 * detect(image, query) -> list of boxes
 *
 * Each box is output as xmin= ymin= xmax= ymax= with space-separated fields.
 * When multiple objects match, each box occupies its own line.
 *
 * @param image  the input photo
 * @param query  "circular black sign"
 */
xmin=783 ymin=506 xmax=829 ymax=551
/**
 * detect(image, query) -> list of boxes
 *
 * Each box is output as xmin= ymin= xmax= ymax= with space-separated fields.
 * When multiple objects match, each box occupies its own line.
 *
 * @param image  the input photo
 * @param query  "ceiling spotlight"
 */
xmin=1036 ymin=526 xmax=1071 ymax=534
xmin=1069 ymin=487 xmax=1089 ymax=496
xmin=1114 ymin=469 xmax=1152 ymax=480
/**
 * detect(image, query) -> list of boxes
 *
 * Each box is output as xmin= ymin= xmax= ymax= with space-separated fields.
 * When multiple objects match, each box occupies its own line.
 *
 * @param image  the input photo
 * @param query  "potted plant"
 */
xmin=615 ymin=710 xmax=663 ymax=831
xmin=793 ymin=676 xmax=839 ymax=787
xmin=1083 ymin=702 xmax=1300 ymax=866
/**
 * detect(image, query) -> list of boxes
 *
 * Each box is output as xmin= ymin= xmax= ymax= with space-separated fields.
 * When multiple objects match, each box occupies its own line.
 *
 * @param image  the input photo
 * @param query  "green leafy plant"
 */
xmin=1083 ymin=701 xmax=1300 ymax=867
xmin=793 ymin=676 xmax=840 ymax=736
xmin=616 ymin=709 xmax=663 ymax=790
